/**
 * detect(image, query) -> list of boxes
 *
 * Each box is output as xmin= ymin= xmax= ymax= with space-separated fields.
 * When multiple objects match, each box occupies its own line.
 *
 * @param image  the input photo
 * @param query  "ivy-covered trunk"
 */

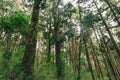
xmin=21 ymin=0 xmax=42 ymax=79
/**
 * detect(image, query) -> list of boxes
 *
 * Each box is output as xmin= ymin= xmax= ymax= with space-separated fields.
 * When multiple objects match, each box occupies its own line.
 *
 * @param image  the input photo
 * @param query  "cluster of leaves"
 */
xmin=82 ymin=12 xmax=100 ymax=29
xmin=0 ymin=12 xmax=29 ymax=36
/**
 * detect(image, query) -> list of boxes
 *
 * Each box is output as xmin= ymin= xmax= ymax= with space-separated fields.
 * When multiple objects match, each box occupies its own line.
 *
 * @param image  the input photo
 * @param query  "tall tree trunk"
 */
xmin=83 ymin=37 xmax=95 ymax=80
xmin=53 ymin=0 xmax=63 ymax=79
xmin=77 ymin=35 xmax=82 ymax=80
xmin=77 ymin=2 xmax=82 ymax=79
xmin=47 ymin=21 xmax=51 ymax=63
xmin=46 ymin=9 xmax=53 ymax=63
xmin=21 ymin=0 xmax=42 ymax=79
xmin=71 ymin=37 xmax=78 ymax=71
xmin=90 ymin=25 xmax=105 ymax=80
xmin=89 ymin=37 xmax=103 ymax=80
xmin=96 ymin=28 xmax=113 ymax=80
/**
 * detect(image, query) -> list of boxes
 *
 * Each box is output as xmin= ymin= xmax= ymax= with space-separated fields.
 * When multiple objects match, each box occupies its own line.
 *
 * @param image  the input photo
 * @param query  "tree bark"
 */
xmin=53 ymin=0 xmax=63 ymax=79
xmin=83 ymin=37 xmax=95 ymax=80
xmin=89 ymin=37 xmax=103 ymax=80
xmin=21 ymin=0 xmax=42 ymax=79
xmin=77 ymin=35 xmax=82 ymax=80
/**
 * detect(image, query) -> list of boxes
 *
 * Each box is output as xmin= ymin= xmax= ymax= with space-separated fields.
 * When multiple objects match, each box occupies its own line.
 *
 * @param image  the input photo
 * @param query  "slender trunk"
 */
xmin=77 ymin=2 xmax=82 ymax=79
xmin=53 ymin=1 xmax=63 ymax=79
xmin=71 ymin=38 xmax=78 ymax=71
xmin=77 ymin=35 xmax=82 ymax=80
xmin=1 ymin=32 xmax=6 ymax=51
xmin=47 ymin=24 xmax=51 ymax=63
xmin=96 ymin=28 xmax=112 ymax=80
xmin=91 ymin=25 xmax=105 ymax=79
xmin=83 ymin=37 xmax=95 ymax=80
xmin=90 ymin=50 xmax=100 ymax=80
xmin=89 ymin=37 xmax=103 ymax=80
xmin=68 ymin=39 xmax=74 ymax=67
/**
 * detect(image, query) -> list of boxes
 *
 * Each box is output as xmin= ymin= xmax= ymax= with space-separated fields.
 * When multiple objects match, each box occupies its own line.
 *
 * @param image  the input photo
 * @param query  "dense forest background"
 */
xmin=0 ymin=0 xmax=120 ymax=80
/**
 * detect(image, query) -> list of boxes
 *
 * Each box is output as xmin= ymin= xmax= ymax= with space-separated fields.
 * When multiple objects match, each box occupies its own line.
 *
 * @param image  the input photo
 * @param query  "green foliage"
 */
xmin=2 ymin=50 xmax=12 ymax=62
xmin=34 ymin=62 xmax=57 ymax=80
xmin=0 ymin=16 xmax=13 ymax=33
xmin=0 ymin=47 xmax=25 ymax=80
xmin=9 ymin=12 xmax=29 ymax=35
xmin=82 ymin=12 xmax=100 ymax=29
xmin=63 ymin=2 xmax=77 ymax=19
xmin=0 ymin=0 xmax=119 ymax=80
xmin=0 ymin=12 xmax=29 ymax=35
xmin=81 ymin=12 xmax=100 ymax=37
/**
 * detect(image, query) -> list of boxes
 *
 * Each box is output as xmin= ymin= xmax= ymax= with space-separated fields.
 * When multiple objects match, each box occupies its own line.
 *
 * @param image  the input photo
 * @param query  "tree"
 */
xmin=53 ymin=0 xmax=64 ymax=79
xmin=21 ymin=0 xmax=42 ymax=79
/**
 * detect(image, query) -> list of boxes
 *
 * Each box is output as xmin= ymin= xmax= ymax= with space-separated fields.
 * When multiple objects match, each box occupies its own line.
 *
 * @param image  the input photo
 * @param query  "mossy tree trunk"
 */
xmin=21 ymin=0 xmax=42 ymax=79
